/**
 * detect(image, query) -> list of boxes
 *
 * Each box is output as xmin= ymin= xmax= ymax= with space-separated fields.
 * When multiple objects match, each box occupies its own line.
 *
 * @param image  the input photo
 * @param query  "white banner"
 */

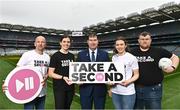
xmin=72 ymin=31 xmax=83 ymax=36
xmin=69 ymin=62 xmax=125 ymax=83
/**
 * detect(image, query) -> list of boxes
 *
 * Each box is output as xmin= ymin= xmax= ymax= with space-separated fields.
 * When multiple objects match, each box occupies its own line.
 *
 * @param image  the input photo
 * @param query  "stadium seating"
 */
xmin=1 ymin=21 xmax=180 ymax=55
xmin=0 ymin=2 xmax=180 ymax=55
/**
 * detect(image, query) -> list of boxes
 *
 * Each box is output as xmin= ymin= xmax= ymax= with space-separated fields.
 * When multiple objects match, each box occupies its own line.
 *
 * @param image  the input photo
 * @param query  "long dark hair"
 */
xmin=113 ymin=36 xmax=130 ymax=54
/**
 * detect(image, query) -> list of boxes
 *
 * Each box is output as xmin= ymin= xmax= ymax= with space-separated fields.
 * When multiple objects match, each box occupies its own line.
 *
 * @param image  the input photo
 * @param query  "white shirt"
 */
xmin=111 ymin=52 xmax=139 ymax=95
xmin=17 ymin=50 xmax=50 ymax=97
xmin=89 ymin=48 xmax=97 ymax=61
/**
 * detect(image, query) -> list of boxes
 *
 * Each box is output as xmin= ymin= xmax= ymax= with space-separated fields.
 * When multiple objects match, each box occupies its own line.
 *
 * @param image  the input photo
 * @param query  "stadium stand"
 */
xmin=0 ymin=2 xmax=180 ymax=56
xmin=0 ymin=48 xmax=5 ymax=56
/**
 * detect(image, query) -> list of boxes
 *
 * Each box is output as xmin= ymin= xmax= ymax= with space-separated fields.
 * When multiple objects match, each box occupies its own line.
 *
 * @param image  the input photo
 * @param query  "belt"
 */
xmin=136 ymin=84 xmax=145 ymax=87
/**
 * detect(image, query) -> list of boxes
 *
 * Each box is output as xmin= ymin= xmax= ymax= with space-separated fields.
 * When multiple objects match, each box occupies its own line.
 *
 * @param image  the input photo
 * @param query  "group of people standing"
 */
xmin=2 ymin=31 xmax=179 ymax=110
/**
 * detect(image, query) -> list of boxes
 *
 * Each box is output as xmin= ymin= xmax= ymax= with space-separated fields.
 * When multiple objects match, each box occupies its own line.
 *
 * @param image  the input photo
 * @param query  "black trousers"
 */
xmin=53 ymin=89 xmax=74 ymax=110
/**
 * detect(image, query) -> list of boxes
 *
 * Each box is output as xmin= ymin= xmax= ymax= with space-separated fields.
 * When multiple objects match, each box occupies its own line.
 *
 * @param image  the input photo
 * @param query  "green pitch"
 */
xmin=0 ymin=56 xmax=180 ymax=109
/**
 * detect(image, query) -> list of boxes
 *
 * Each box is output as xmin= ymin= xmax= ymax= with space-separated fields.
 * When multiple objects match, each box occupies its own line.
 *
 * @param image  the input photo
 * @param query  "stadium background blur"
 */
xmin=0 ymin=2 xmax=180 ymax=109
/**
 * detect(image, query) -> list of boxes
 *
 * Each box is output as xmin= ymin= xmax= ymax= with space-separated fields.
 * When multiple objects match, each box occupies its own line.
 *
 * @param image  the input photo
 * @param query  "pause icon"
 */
xmin=16 ymin=77 xmax=34 ymax=93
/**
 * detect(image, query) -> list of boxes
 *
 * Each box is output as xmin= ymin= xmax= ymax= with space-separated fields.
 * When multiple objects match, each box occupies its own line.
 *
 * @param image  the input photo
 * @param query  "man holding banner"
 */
xmin=77 ymin=33 xmax=110 ymax=109
xmin=3 ymin=36 xmax=50 ymax=110
xmin=17 ymin=36 xmax=50 ymax=109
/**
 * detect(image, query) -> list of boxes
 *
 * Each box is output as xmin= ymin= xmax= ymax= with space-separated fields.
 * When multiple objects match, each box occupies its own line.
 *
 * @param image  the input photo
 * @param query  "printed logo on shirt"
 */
xmin=136 ymin=56 xmax=154 ymax=62
xmin=34 ymin=60 xmax=49 ymax=67
xmin=61 ymin=60 xmax=73 ymax=67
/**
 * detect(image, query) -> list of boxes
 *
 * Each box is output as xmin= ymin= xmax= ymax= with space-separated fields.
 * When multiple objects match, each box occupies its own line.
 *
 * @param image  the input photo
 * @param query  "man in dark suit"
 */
xmin=77 ymin=33 xmax=110 ymax=109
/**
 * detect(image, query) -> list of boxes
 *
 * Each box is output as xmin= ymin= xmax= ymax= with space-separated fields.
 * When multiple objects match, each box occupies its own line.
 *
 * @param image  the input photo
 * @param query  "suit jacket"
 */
xmin=77 ymin=49 xmax=110 ymax=97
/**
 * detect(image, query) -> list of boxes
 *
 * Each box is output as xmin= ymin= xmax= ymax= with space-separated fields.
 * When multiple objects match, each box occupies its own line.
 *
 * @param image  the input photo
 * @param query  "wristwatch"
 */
xmin=171 ymin=66 xmax=176 ymax=70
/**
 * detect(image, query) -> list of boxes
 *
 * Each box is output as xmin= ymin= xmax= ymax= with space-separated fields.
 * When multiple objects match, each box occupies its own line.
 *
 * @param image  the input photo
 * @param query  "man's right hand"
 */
xmin=108 ymin=88 xmax=112 ymax=97
xmin=2 ymin=81 xmax=8 ymax=92
xmin=107 ymin=82 xmax=115 ymax=86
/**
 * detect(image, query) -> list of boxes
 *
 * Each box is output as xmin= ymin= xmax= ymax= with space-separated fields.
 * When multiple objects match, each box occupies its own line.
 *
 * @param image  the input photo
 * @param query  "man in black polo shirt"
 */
xmin=131 ymin=32 xmax=179 ymax=109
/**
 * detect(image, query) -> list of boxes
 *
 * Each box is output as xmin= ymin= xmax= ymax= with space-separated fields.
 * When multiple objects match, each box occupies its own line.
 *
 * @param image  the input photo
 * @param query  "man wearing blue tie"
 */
xmin=77 ymin=33 xmax=110 ymax=109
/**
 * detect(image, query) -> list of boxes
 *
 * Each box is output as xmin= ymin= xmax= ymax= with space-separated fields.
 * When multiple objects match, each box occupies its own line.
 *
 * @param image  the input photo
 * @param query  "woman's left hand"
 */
xmin=63 ymin=77 xmax=73 ymax=85
xmin=119 ymin=80 xmax=131 ymax=87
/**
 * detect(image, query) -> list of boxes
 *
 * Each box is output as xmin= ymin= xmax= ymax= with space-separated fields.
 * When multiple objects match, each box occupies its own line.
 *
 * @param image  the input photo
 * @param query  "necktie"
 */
xmin=91 ymin=51 xmax=95 ymax=62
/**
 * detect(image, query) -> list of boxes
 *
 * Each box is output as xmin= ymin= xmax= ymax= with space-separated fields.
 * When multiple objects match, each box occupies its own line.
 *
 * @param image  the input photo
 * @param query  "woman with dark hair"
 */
xmin=48 ymin=35 xmax=74 ymax=109
xmin=110 ymin=36 xmax=139 ymax=109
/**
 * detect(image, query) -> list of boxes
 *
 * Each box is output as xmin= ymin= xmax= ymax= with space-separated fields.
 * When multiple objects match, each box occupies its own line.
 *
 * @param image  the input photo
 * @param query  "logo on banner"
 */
xmin=4 ymin=66 xmax=43 ymax=104
xmin=69 ymin=62 xmax=125 ymax=83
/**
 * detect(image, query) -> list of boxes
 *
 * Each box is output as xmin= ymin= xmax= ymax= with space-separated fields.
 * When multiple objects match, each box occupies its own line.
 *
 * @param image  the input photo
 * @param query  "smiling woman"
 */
xmin=110 ymin=36 xmax=139 ymax=109
xmin=48 ymin=35 xmax=75 ymax=109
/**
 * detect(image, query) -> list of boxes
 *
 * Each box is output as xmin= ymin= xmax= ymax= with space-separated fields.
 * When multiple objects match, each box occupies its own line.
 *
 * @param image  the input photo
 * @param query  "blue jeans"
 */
xmin=134 ymin=83 xmax=162 ymax=109
xmin=112 ymin=93 xmax=136 ymax=110
xmin=24 ymin=96 xmax=46 ymax=110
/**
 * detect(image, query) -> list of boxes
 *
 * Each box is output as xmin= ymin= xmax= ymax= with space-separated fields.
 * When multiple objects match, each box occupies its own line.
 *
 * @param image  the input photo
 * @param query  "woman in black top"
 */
xmin=48 ymin=35 xmax=74 ymax=109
